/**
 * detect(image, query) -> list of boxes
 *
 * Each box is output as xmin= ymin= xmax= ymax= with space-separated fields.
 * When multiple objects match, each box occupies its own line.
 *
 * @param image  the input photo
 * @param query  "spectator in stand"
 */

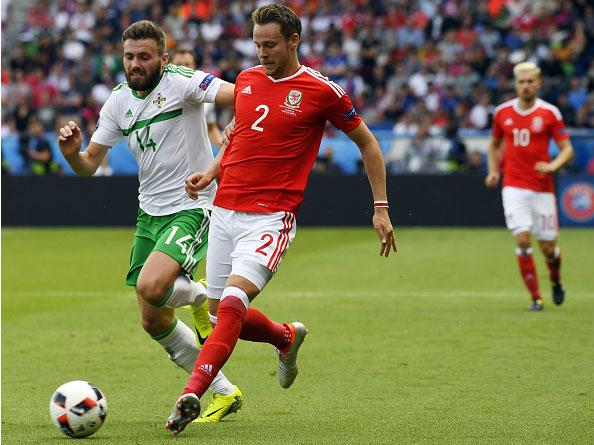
xmin=408 ymin=65 xmax=431 ymax=98
xmin=323 ymin=43 xmax=348 ymax=83
xmin=22 ymin=118 xmax=61 ymax=175
xmin=393 ymin=112 xmax=419 ymax=137
xmin=441 ymin=84 xmax=461 ymax=115
xmin=465 ymin=151 xmax=486 ymax=175
xmin=468 ymin=94 xmax=493 ymax=130
xmin=444 ymin=123 xmax=468 ymax=172
xmin=576 ymin=93 xmax=594 ymax=128
xmin=403 ymin=125 xmax=439 ymax=173
xmin=556 ymin=93 xmax=577 ymax=127
xmin=13 ymin=96 xmax=34 ymax=155
xmin=2 ymin=0 xmax=594 ymax=175
xmin=314 ymin=147 xmax=344 ymax=174
xmin=567 ymin=76 xmax=588 ymax=114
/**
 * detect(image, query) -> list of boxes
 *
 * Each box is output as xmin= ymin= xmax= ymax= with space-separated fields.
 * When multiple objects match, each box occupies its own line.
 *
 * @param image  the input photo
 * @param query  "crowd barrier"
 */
xmin=1 ymin=173 xmax=511 ymax=227
xmin=2 ymin=129 xmax=594 ymax=177
xmin=4 ymin=174 xmax=593 ymax=227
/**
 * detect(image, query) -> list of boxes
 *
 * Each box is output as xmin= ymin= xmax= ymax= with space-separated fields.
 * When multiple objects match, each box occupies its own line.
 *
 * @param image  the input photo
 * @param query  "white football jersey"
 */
xmin=204 ymin=102 xmax=217 ymax=125
xmin=91 ymin=63 xmax=222 ymax=215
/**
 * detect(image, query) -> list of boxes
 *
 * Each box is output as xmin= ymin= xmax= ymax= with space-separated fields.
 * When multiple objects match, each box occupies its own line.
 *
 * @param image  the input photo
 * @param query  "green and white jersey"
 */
xmin=91 ymin=63 xmax=221 ymax=215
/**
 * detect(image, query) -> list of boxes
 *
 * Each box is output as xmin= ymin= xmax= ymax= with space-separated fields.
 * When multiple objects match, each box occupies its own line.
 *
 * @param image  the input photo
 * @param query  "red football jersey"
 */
xmin=214 ymin=65 xmax=362 ymax=213
xmin=492 ymin=98 xmax=568 ymax=192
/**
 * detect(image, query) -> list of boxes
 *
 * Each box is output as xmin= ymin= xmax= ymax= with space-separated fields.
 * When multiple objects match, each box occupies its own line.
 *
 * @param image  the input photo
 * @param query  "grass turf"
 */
xmin=2 ymin=227 xmax=593 ymax=444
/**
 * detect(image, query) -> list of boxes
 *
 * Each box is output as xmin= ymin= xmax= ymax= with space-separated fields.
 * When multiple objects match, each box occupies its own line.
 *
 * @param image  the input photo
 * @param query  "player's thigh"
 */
xmin=502 ymin=186 xmax=533 ymax=235
xmin=231 ymin=210 xmax=297 ymax=292
xmin=153 ymin=208 xmax=210 ymax=279
xmin=137 ymin=251 xmax=182 ymax=295
xmin=126 ymin=209 xmax=159 ymax=287
xmin=531 ymin=192 xmax=558 ymax=241
xmin=206 ymin=207 xmax=235 ymax=300
xmin=126 ymin=235 xmax=155 ymax=287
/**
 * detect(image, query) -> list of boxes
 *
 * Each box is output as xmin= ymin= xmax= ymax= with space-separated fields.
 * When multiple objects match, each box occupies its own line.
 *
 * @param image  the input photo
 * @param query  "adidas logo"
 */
xmin=198 ymin=364 xmax=213 ymax=376
xmin=124 ymin=109 xmax=133 ymax=119
xmin=504 ymin=118 xmax=513 ymax=126
xmin=241 ymin=85 xmax=252 ymax=95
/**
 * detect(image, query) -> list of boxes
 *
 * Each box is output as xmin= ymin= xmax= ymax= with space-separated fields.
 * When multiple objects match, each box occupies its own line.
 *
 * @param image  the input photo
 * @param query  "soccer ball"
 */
xmin=49 ymin=380 xmax=108 ymax=438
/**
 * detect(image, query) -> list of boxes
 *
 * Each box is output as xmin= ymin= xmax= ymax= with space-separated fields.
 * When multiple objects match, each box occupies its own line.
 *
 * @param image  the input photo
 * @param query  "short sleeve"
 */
xmin=182 ymin=70 xmax=222 ymax=105
xmin=551 ymin=112 xmax=569 ymax=143
xmin=322 ymin=93 xmax=362 ymax=134
xmin=91 ymin=96 xmax=121 ymax=147
xmin=491 ymin=110 xmax=503 ymax=139
xmin=204 ymin=102 xmax=217 ymax=124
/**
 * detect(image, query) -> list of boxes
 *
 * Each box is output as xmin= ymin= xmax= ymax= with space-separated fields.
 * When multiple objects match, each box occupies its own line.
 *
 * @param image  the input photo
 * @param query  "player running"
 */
xmin=486 ymin=62 xmax=574 ymax=311
xmin=57 ymin=20 xmax=243 ymax=423
xmin=166 ymin=4 xmax=397 ymax=435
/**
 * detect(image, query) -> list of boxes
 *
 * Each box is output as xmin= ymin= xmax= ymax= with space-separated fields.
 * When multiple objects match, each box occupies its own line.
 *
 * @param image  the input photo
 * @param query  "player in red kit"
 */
xmin=486 ymin=62 xmax=574 ymax=311
xmin=165 ymin=4 xmax=397 ymax=435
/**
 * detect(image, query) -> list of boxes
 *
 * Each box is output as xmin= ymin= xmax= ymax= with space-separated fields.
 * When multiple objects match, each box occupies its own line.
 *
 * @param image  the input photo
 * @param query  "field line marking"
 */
xmin=4 ymin=290 xmax=593 ymax=300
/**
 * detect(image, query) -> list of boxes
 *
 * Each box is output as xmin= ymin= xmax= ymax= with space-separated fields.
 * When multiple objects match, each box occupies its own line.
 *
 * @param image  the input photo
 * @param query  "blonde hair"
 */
xmin=513 ymin=62 xmax=541 ymax=78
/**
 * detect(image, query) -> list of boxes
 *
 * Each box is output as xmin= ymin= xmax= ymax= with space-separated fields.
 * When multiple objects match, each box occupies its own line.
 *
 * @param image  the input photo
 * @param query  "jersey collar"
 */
xmin=264 ymin=65 xmax=306 ymax=83
xmin=512 ymin=98 xmax=541 ymax=116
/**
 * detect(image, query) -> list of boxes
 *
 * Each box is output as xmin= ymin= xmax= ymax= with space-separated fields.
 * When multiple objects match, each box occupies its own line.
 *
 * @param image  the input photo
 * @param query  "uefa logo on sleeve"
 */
xmin=561 ymin=182 xmax=594 ymax=222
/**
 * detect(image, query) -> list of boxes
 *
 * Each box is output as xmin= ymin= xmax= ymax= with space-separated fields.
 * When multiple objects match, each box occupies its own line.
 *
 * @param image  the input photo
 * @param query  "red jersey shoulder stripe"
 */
xmin=536 ymin=99 xmax=563 ymax=121
xmin=303 ymin=66 xmax=345 ymax=98
xmin=493 ymin=98 xmax=516 ymax=117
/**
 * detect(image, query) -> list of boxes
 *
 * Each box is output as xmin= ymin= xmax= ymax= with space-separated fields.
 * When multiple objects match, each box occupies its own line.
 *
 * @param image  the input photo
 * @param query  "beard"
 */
xmin=520 ymin=91 xmax=536 ymax=102
xmin=125 ymin=65 xmax=162 ymax=92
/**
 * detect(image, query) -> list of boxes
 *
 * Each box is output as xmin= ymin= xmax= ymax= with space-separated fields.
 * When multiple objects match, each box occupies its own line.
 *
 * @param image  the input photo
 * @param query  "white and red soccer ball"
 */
xmin=49 ymin=380 xmax=108 ymax=438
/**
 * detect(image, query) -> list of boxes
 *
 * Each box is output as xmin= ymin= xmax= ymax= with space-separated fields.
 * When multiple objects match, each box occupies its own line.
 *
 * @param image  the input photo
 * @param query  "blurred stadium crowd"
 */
xmin=2 ymin=0 xmax=594 ymax=175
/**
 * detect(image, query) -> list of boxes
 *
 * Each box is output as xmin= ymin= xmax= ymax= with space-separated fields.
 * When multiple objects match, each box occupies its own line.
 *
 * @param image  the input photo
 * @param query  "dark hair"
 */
xmin=173 ymin=48 xmax=196 ymax=63
xmin=122 ymin=20 xmax=166 ymax=54
xmin=252 ymin=4 xmax=302 ymax=40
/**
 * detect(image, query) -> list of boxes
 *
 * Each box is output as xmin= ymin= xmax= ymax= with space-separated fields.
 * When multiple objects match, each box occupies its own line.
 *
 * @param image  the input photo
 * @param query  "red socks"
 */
xmin=184 ymin=296 xmax=246 ymax=398
xmin=240 ymin=307 xmax=292 ymax=350
xmin=516 ymin=248 xmax=541 ymax=301
xmin=183 ymin=297 xmax=292 ymax=397
xmin=545 ymin=249 xmax=561 ymax=284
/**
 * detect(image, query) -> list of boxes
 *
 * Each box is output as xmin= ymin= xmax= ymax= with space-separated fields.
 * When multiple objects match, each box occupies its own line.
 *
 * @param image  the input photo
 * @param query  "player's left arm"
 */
xmin=534 ymin=138 xmax=574 ymax=173
xmin=347 ymin=122 xmax=397 ymax=257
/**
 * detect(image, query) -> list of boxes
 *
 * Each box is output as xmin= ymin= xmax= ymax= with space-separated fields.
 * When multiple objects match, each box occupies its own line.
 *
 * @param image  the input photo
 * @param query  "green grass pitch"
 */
xmin=2 ymin=227 xmax=593 ymax=444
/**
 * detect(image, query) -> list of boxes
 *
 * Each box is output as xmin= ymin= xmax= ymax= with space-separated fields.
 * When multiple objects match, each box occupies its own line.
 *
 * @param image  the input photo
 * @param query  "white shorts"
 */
xmin=502 ymin=186 xmax=558 ymax=240
xmin=206 ymin=206 xmax=297 ymax=299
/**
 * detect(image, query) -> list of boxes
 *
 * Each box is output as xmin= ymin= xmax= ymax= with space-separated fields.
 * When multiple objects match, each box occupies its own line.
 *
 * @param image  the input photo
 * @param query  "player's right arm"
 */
xmin=485 ymin=136 xmax=503 ymax=188
xmin=57 ymin=121 xmax=109 ymax=176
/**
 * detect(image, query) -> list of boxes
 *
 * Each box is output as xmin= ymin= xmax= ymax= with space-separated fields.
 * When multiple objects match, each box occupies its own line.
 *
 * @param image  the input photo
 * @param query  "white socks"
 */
xmin=154 ymin=319 xmax=234 ymax=395
xmin=162 ymin=276 xmax=207 ymax=308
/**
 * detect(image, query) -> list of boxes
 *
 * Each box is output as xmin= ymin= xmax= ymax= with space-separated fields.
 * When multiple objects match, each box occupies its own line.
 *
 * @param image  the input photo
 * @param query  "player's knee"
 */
xmin=136 ymin=276 xmax=168 ymax=306
xmin=541 ymin=243 xmax=556 ymax=258
xmin=516 ymin=235 xmax=531 ymax=250
xmin=140 ymin=314 xmax=172 ymax=337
